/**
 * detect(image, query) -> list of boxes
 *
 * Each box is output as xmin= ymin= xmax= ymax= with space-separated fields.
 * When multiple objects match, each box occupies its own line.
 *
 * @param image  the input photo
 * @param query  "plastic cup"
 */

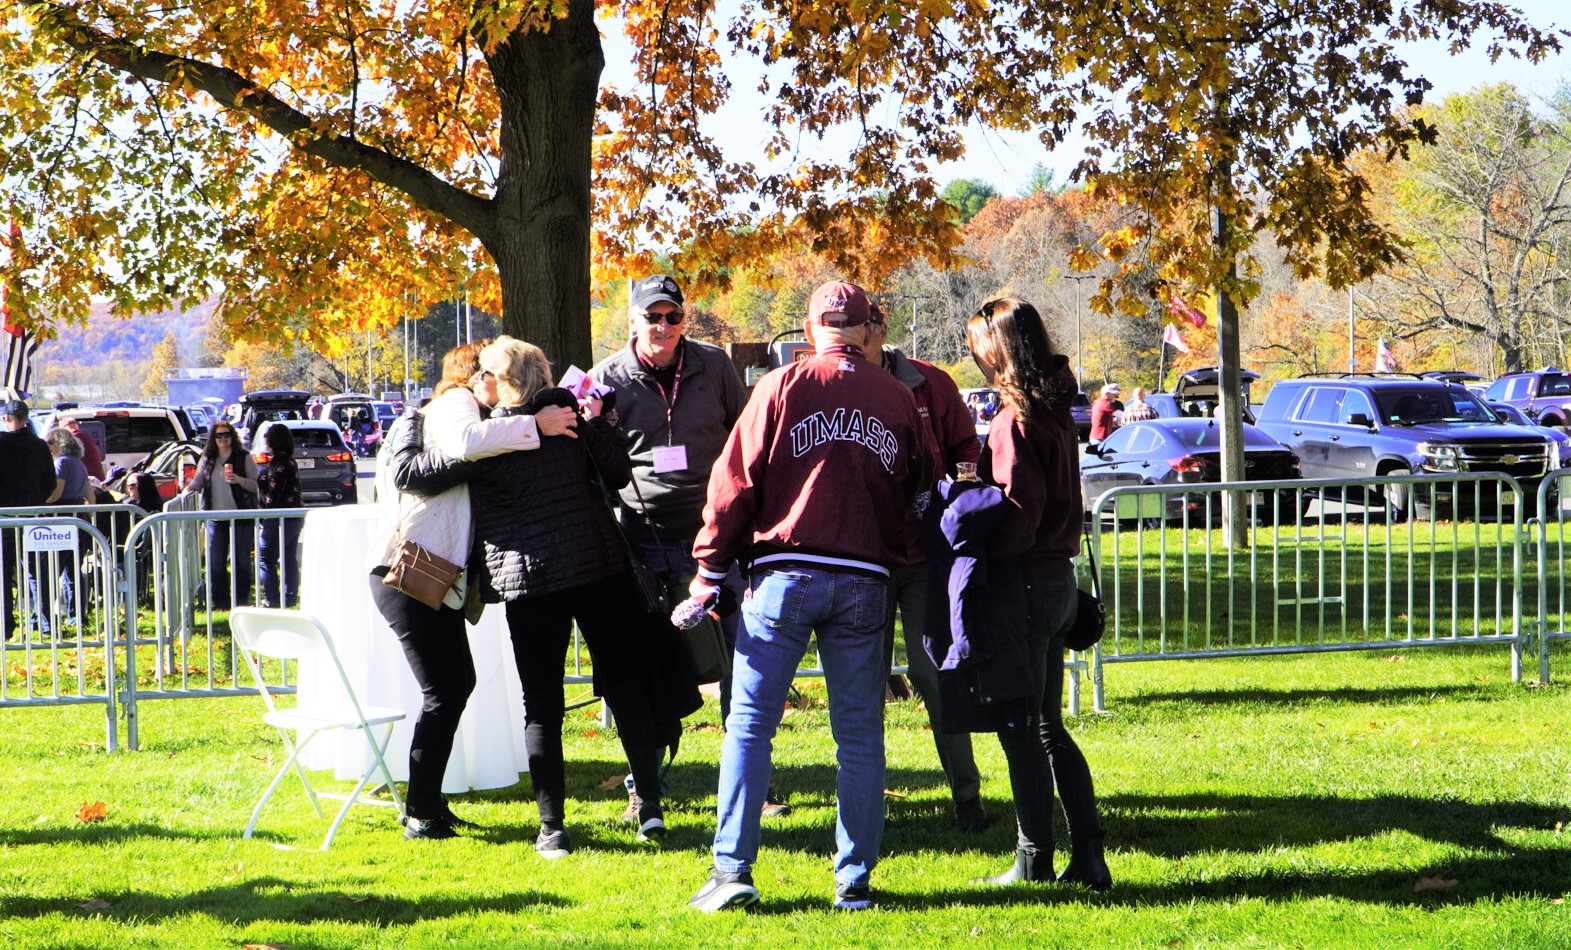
xmin=956 ymin=462 xmax=978 ymax=481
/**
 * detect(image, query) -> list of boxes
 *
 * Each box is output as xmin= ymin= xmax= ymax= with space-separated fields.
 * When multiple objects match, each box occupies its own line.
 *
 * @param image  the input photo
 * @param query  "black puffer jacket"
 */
xmin=390 ymin=389 xmax=634 ymax=602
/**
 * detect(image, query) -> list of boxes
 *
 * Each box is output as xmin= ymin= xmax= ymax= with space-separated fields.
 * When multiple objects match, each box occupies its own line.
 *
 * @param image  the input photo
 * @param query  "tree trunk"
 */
xmin=486 ymin=4 xmax=604 ymax=370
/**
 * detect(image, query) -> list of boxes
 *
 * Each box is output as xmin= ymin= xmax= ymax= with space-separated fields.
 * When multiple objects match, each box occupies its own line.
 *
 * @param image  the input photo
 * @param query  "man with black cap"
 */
xmin=589 ymin=275 xmax=763 ymax=819
xmin=687 ymin=279 xmax=932 ymax=914
xmin=1 ymin=399 xmax=57 ymax=639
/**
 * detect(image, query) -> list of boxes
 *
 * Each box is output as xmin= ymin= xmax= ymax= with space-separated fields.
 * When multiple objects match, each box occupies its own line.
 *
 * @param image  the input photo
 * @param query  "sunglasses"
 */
xmin=215 ymin=432 xmax=234 ymax=439
xmin=640 ymin=310 xmax=685 ymax=326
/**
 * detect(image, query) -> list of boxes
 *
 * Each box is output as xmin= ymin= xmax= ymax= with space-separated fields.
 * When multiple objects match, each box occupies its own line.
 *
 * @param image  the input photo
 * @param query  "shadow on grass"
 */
xmin=1 ymin=876 xmax=568 ymax=925
xmin=1109 ymin=791 xmax=1568 ymax=858
xmin=1116 ymin=682 xmax=1502 ymax=708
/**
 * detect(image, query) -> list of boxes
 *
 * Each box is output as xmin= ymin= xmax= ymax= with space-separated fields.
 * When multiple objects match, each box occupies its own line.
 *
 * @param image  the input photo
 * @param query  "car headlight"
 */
xmin=1418 ymin=442 xmax=1463 ymax=472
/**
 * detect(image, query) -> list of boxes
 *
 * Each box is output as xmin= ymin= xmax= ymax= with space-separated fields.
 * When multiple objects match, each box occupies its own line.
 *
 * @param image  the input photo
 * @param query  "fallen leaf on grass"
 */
xmin=252 ymin=754 xmax=274 ymax=767
xmin=883 ymin=789 xmax=907 ymax=800
xmin=242 ymin=944 xmax=289 ymax=949
xmin=75 ymin=898 xmax=112 ymax=910
xmin=1413 ymin=876 xmax=1459 ymax=894
xmin=1386 ymin=655 xmax=1406 ymax=663
xmin=76 ymin=801 xmax=108 ymax=823
xmin=598 ymin=774 xmax=628 ymax=790
xmin=582 ymin=728 xmax=599 ymax=739
xmin=339 ymin=895 xmax=382 ymax=904
xmin=1554 ymin=821 xmax=1563 ymax=834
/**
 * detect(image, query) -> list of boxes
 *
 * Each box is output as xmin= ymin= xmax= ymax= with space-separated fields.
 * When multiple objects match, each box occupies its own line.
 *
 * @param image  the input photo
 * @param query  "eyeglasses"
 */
xmin=640 ymin=310 xmax=685 ymax=326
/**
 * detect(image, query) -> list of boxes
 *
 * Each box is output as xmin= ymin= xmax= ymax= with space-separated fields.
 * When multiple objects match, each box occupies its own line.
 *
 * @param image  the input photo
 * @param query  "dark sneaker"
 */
xmin=439 ymin=800 xmax=480 ymax=829
xmin=402 ymin=816 xmax=458 ymax=840
xmin=621 ymin=791 xmax=642 ymax=825
xmin=689 ymin=870 xmax=759 ymax=913
xmin=954 ymin=796 xmax=990 ymax=834
xmin=761 ymin=784 xmax=791 ymax=819
xmin=637 ymin=815 xmax=667 ymax=843
xmin=834 ymin=882 xmax=874 ymax=911
xmin=534 ymin=827 xmax=572 ymax=860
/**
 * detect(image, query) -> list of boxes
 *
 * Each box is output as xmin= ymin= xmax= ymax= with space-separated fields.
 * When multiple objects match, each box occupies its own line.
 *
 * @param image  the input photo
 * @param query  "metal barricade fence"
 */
xmin=1534 ymin=468 xmax=1571 ymax=683
xmin=120 ymin=505 xmax=311 ymax=749
xmin=0 ymin=512 xmax=125 ymax=749
xmin=1087 ymin=472 xmax=1531 ymax=711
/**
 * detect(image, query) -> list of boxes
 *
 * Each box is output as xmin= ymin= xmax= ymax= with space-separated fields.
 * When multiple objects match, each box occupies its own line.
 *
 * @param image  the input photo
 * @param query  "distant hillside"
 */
xmin=32 ymin=301 xmax=215 ymax=402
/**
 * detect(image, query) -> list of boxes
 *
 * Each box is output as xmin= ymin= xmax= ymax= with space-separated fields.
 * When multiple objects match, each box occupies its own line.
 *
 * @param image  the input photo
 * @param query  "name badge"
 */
xmin=652 ymin=444 xmax=688 ymax=473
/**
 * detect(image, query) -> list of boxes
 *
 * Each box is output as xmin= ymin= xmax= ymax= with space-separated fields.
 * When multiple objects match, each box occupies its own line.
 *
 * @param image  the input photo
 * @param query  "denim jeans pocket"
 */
xmin=849 ymin=576 xmax=889 ymax=632
xmin=750 ymin=569 xmax=809 ymax=628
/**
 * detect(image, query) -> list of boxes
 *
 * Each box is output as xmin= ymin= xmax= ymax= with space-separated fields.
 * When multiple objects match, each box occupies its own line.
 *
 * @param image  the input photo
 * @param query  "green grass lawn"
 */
xmin=4 ymin=645 xmax=1571 ymax=948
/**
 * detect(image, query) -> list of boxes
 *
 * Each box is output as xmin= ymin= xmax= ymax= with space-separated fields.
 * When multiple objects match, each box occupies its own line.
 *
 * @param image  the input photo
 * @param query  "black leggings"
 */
xmin=368 ymin=575 xmax=476 ymax=820
xmin=504 ymin=573 xmax=667 ymax=828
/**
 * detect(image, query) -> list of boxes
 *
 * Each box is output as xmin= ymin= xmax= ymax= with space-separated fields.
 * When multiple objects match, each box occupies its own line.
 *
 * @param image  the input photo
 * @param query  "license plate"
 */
xmin=297 ymin=458 xmax=316 ymax=469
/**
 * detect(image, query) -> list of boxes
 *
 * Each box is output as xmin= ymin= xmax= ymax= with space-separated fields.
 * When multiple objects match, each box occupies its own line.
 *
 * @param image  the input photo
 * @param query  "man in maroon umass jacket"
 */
xmin=687 ymin=280 xmax=933 ymax=914
xmin=864 ymin=311 xmax=988 ymax=834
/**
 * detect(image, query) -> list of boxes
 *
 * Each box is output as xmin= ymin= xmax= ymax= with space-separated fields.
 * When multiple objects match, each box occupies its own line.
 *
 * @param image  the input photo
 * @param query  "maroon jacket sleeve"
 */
xmin=921 ymin=364 xmax=981 ymax=472
xmin=984 ymin=410 xmax=1046 ymax=561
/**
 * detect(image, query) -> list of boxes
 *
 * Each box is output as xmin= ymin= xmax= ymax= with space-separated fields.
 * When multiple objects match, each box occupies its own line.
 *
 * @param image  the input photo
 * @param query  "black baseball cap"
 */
xmin=0 ymin=398 xmax=27 ymax=417
xmin=631 ymin=275 xmax=684 ymax=311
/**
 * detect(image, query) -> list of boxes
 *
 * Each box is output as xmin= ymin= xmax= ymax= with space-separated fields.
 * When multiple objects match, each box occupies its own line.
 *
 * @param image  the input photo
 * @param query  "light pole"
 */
xmin=1347 ymin=287 xmax=1357 ymax=374
xmin=895 ymin=294 xmax=932 ymax=360
xmin=1065 ymin=274 xmax=1098 ymax=380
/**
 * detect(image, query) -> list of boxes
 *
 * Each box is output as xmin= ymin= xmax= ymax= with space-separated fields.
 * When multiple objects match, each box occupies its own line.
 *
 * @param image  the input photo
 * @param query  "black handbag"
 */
xmin=1066 ymin=528 xmax=1107 ymax=652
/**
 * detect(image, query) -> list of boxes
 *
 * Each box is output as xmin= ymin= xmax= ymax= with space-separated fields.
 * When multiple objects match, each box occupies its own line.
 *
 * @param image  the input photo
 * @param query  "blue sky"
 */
xmin=599 ymin=1 xmax=1570 ymax=196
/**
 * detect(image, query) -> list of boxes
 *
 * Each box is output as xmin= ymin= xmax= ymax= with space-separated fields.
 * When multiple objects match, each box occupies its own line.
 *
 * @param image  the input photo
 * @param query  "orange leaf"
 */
xmin=1413 ymin=876 xmax=1459 ymax=894
xmin=76 ymin=801 xmax=108 ymax=823
xmin=598 ymin=774 xmax=628 ymax=791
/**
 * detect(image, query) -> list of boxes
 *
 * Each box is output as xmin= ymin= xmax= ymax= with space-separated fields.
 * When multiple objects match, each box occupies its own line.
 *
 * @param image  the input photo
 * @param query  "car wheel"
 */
xmin=1383 ymin=467 xmax=1412 ymax=523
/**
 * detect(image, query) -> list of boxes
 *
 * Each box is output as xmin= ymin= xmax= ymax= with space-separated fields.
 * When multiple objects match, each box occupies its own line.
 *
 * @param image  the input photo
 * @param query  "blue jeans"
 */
xmin=258 ymin=515 xmax=303 ymax=608
xmin=205 ymin=517 xmax=255 ymax=609
xmin=712 ymin=565 xmax=889 ymax=887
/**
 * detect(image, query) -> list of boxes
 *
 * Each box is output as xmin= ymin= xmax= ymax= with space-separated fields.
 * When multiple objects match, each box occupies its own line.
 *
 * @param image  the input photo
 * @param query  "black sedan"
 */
xmin=1080 ymin=418 xmax=1304 ymax=524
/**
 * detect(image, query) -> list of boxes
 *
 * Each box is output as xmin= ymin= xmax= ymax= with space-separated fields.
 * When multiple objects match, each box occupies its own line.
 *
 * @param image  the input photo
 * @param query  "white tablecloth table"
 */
xmin=295 ymin=504 xmax=528 ymax=791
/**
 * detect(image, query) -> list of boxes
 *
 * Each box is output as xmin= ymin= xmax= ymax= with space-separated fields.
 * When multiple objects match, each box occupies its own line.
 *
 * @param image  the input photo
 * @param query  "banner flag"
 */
xmin=1162 ymin=322 xmax=1190 ymax=353
xmin=1375 ymin=338 xmax=1395 ymax=373
xmin=1 ymin=219 xmax=39 ymax=399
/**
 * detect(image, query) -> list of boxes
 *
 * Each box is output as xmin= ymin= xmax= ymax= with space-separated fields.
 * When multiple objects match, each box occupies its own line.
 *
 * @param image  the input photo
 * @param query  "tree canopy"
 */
xmin=0 ymin=1 xmax=1563 ymax=368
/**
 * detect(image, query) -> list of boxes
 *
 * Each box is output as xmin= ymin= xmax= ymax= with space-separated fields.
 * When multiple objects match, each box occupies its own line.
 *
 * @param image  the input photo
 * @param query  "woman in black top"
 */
xmin=255 ymin=424 xmax=303 ymax=608
xmin=187 ymin=421 xmax=258 ymax=610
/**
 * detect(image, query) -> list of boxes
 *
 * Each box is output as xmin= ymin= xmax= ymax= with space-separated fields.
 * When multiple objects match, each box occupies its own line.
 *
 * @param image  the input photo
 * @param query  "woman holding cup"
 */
xmin=186 ymin=421 xmax=259 ymax=610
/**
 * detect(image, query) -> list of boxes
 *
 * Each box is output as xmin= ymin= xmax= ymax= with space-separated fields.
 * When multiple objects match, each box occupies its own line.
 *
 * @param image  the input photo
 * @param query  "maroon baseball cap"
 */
xmin=807 ymin=280 xmax=872 ymax=328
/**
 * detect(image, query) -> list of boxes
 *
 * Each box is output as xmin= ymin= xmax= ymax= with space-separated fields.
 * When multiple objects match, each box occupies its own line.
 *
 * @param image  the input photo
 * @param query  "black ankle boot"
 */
xmin=973 ymin=849 xmax=1054 ymax=885
xmin=1057 ymin=836 xmax=1111 ymax=891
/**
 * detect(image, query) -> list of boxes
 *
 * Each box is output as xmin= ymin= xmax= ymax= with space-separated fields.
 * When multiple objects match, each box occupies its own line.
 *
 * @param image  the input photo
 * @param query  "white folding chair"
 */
xmin=230 ymin=607 xmax=406 ymax=850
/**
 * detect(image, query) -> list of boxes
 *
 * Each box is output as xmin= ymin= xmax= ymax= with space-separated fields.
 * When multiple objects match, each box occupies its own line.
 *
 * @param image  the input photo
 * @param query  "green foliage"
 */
xmin=940 ymin=179 xmax=1000 ymax=224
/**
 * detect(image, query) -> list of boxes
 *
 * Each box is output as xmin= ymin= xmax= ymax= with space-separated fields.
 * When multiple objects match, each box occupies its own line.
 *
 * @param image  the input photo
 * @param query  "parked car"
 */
xmin=106 ymin=438 xmax=205 ymax=507
xmin=1080 ymin=418 xmax=1304 ymax=524
xmin=1146 ymin=366 xmax=1262 ymax=422
xmin=47 ymin=405 xmax=195 ymax=473
xmin=1256 ymin=374 xmax=1553 ymax=520
xmin=326 ymin=393 xmax=379 ymax=456
xmin=1488 ymin=402 xmax=1571 ymax=471
xmin=237 ymin=389 xmax=312 ymax=445
xmin=372 ymin=400 xmax=399 ymax=434
xmin=251 ymin=420 xmax=359 ymax=506
xmin=1482 ymin=369 xmax=1571 ymax=429
xmin=1070 ymin=391 xmax=1092 ymax=442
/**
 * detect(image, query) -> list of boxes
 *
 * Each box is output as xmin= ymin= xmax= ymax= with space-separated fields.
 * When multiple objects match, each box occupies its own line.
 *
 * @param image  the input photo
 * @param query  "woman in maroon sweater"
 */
xmin=966 ymin=297 xmax=1111 ymax=891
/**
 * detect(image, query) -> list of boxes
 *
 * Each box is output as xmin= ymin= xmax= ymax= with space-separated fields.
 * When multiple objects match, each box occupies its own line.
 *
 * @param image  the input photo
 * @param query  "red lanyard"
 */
xmin=644 ymin=345 xmax=685 ymax=446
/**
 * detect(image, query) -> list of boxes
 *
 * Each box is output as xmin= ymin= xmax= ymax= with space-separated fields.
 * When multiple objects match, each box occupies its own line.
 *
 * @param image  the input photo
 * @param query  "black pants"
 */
xmin=504 ymin=572 xmax=667 ymax=829
xmin=369 ymin=575 xmax=476 ymax=820
xmin=996 ymin=570 xmax=1103 ymax=857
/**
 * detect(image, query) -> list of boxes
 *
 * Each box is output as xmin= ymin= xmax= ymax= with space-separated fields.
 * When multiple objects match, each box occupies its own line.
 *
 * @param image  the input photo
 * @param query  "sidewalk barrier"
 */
xmin=10 ymin=468 xmax=1560 ymax=748
xmin=0 ymin=512 xmax=122 ymax=749
xmin=120 ymin=505 xmax=312 ymax=749
xmin=1086 ymin=472 xmax=1532 ymax=712
xmin=1534 ymin=468 xmax=1571 ymax=683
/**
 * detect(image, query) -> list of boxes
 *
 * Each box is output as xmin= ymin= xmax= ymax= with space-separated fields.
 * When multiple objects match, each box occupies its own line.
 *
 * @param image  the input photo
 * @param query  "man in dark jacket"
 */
xmin=865 ymin=310 xmax=988 ymax=833
xmin=590 ymin=275 xmax=785 ymax=820
xmin=687 ymin=280 xmax=932 ymax=914
xmin=1 ymin=399 xmax=57 ymax=639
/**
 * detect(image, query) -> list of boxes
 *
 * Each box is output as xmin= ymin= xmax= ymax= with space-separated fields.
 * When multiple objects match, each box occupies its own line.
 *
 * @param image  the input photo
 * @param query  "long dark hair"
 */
xmin=202 ymin=422 xmax=244 ymax=462
xmin=263 ymin=423 xmax=295 ymax=458
xmin=965 ymin=297 xmax=1073 ymax=423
